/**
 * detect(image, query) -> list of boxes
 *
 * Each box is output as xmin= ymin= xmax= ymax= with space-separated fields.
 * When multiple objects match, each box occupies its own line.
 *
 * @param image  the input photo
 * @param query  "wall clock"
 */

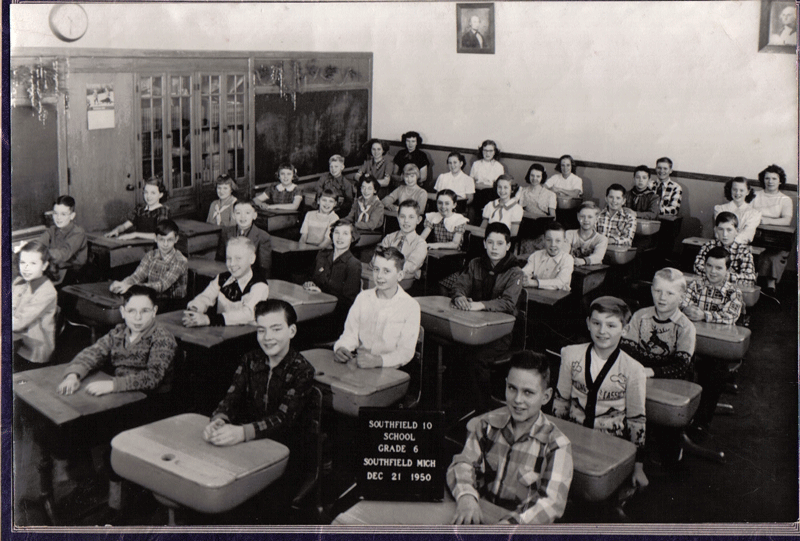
xmin=49 ymin=4 xmax=88 ymax=42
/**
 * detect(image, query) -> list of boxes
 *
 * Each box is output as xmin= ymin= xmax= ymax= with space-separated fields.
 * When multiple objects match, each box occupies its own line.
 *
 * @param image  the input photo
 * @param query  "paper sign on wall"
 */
xmin=87 ymin=83 xmax=115 ymax=130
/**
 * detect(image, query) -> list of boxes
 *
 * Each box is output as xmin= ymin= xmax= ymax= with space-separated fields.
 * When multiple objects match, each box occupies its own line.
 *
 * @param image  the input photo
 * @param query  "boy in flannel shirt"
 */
xmin=649 ymin=157 xmax=682 ymax=217
xmin=693 ymin=212 xmax=757 ymax=286
xmin=110 ymin=219 xmax=187 ymax=311
xmin=681 ymin=247 xmax=743 ymax=439
xmin=596 ymin=184 xmax=636 ymax=247
xmin=448 ymin=351 xmax=573 ymax=525
xmin=36 ymin=195 xmax=88 ymax=287
xmin=621 ymin=268 xmax=696 ymax=467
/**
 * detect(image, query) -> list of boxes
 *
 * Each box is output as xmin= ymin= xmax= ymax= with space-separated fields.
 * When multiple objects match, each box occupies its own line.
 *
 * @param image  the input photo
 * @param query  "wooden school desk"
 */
xmin=270 ymin=236 xmax=323 ymax=280
xmin=173 ymin=218 xmax=221 ymax=256
xmin=60 ymin=281 xmax=125 ymax=340
xmin=524 ymin=286 xmax=571 ymax=307
xmin=603 ymin=245 xmax=637 ymax=265
xmin=111 ymin=413 xmax=289 ymax=522
xmin=301 ymin=349 xmax=410 ymax=417
xmin=156 ymin=310 xmax=257 ymax=349
xmin=646 ymin=378 xmax=702 ymax=428
xmin=86 ymin=232 xmax=153 ymax=279
xmin=692 ymin=320 xmax=752 ymax=361
xmin=255 ymin=208 xmax=300 ymax=233
xmin=680 ymin=237 xmax=766 ymax=272
xmin=333 ymin=494 xmax=507 ymax=525
xmin=753 ymin=223 xmax=796 ymax=251
xmin=571 ymin=264 xmax=609 ymax=298
xmin=267 ymin=280 xmax=338 ymax=322
xmin=14 ymin=367 xmax=147 ymax=524
xmin=417 ymin=296 xmax=515 ymax=410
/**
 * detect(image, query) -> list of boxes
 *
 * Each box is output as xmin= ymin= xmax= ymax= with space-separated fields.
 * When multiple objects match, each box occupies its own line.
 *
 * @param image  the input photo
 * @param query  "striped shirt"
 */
xmin=447 ymin=408 xmax=573 ymax=524
xmin=680 ymin=275 xmax=743 ymax=325
xmin=693 ymin=240 xmax=756 ymax=287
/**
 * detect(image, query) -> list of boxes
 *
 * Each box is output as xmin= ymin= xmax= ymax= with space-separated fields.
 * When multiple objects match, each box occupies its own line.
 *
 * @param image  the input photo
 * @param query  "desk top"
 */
xmin=416 ymin=296 xmax=515 ymax=330
xmin=692 ymin=321 xmax=752 ymax=343
xmin=62 ymin=281 xmax=124 ymax=309
xmin=256 ymin=208 xmax=301 ymax=217
xmin=427 ymin=248 xmax=465 ymax=260
xmin=546 ymin=414 xmax=636 ymax=478
xmin=302 ymin=349 xmax=410 ymax=397
xmin=333 ymin=497 xmax=506 ymax=525
xmin=268 ymin=279 xmax=338 ymax=309
xmin=156 ymin=310 xmax=256 ymax=349
xmin=271 ymin=236 xmax=323 ymax=254
xmin=646 ymin=378 xmax=702 ymax=407
xmin=757 ymin=224 xmax=796 ymax=234
xmin=573 ymin=264 xmax=609 ymax=276
xmin=524 ymin=287 xmax=571 ymax=306
xmin=14 ymin=367 xmax=147 ymax=426
xmin=682 ymin=237 xmax=765 ymax=254
xmin=173 ymin=219 xmax=221 ymax=237
xmin=111 ymin=413 xmax=289 ymax=489
xmin=87 ymin=232 xmax=154 ymax=250
xmin=522 ymin=211 xmax=555 ymax=222
xmin=187 ymin=258 xmax=228 ymax=278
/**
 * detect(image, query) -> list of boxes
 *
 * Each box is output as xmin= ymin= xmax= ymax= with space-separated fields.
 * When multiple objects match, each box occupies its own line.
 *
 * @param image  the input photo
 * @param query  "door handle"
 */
xmin=126 ymin=184 xmax=135 ymax=191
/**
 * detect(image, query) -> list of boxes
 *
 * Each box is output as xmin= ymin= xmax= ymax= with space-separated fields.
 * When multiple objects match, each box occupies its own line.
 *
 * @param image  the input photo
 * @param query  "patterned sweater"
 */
xmin=620 ymin=307 xmax=696 ymax=380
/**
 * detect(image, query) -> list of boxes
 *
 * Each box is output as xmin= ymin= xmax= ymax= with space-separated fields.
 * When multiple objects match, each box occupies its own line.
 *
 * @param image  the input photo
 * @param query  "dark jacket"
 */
xmin=451 ymin=253 xmax=524 ymax=314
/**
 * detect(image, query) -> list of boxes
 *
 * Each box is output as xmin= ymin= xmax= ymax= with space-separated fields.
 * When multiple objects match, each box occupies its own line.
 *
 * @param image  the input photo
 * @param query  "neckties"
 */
xmin=395 ymin=236 xmax=405 ymax=252
xmin=221 ymin=279 xmax=243 ymax=302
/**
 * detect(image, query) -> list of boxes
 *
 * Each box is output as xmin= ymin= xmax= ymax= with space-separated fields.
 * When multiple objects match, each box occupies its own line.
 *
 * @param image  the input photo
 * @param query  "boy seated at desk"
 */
xmin=521 ymin=222 xmax=574 ymax=291
xmin=58 ymin=285 xmax=177 ymax=396
xmin=315 ymin=154 xmax=356 ymax=217
xmin=216 ymin=200 xmax=272 ymax=278
xmin=620 ymin=268 xmax=696 ymax=468
xmin=333 ymin=246 xmax=420 ymax=368
xmin=596 ymin=184 xmax=636 ymax=248
xmin=649 ymin=157 xmax=682 ymax=217
xmin=298 ymin=189 xmax=339 ymax=247
xmin=184 ymin=237 xmax=269 ymax=327
xmin=450 ymin=222 xmax=525 ymax=414
xmin=625 ymin=166 xmax=660 ymax=220
xmin=448 ymin=351 xmax=573 ymax=525
xmin=36 ymin=195 xmax=88 ymax=287
xmin=680 ymin=247 xmax=743 ymax=440
xmin=566 ymin=201 xmax=608 ymax=267
xmin=693 ymin=212 xmax=757 ymax=287
xmin=553 ymin=296 xmax=648 ymax=490
xmin=109 ymin=219 xmax=187 ymax=312
xmin=378 ymin=199 xmax=427 ymax=288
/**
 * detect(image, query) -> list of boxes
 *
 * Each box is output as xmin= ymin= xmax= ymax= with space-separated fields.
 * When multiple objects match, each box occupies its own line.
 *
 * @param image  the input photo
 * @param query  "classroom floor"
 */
xmin=12 ymin=271 xmax=798 ymax=527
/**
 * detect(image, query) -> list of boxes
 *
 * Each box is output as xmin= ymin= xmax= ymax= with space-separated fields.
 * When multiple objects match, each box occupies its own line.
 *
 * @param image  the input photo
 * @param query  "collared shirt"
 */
xmin=212 ymin=348 xmax=315 ymax=442
xmin=517 ymin=185 xmax=556 ymax=216
xmin=12 ymin=275 xmax=57 ymax=364
xmin=482 ymin=199 xmax=524 ymax=229
xmin=713 ymin=202 xmax=762 ymax=245
xmin=522 ymin=250 xmax=574 ymax=291
xmin=264 ymin=182 xmax=300 ymax=205
xmin=447 ymin=408 xmax=573 ymax=525
xmin=424 ymin=212 xmax=469 ymax=246
xmin=333 ymin=286 xmax=420 ymax=368
xmin=381 ymin=185 xmax=429 ymax=215
xmin=380 ymin=230 xmax=428 ymax=279
xmin=544 ymin=173 xmax=583 ymax=196
xmin=37 ymin=222 xmax=88 ymax=284
xmin=680 ymin=275 xmax=743 ymax=325
xmin=649 ymin=177 xmax=682 ymax=216
xmin=187 ymin=269 xmax=269 ymax=326
xmin=347 ymin=195 xmax=385 ymax=231
xmin=693 ymin=239 xmax=756 ymax=287
xmin=128 ymin=204 xmax=171 ymax=233
xmin=452 ymin=253 xmax=524 ymax=314
xmin=435 ymin=171 xmax=476 ymax=199
xmin=469 ymin=160 xmax=505 ymax=190
xmin=620 ymin=307 xmax=696 ymax=380
xmin=596 ymin=207 xmax=636 ymax=247
xmin=65 ymin=322 xmax=177 ymax=392
xmin=625 ymin=188 xmax=660 ymax=220
xmin=565 ymin=229 xmax=608 ymax=265
xmin=122 ymin=248 xmax=188 ymax=299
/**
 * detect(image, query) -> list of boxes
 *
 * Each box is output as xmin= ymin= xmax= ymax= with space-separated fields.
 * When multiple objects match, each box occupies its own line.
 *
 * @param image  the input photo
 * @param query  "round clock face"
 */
xmin=49 ymin=4 xmax=88 ymax=42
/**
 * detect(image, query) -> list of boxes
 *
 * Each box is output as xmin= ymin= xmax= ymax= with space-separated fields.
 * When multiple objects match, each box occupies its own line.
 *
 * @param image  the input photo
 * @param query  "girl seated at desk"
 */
xmin=105 ymin=177 xmax=170 ymax=241
xmin=354 ymin=139 xmax=392 ymax=198
xmin=517 ymin=163 xmax=556 ymax=218
xmin=481 ymin=175 xmax=523 ymax=238
xmin=713 ymin=177 xmax=761 ymax=245
xmin=751 ymin=164 xmax=794 ymax=295
xmin=253 ymin=163 xmax=303 ymax=212
xmin=206 ymin=174 xmax=239 ymax=227
xmin=13 ymin=240 xmax=57 ymax=372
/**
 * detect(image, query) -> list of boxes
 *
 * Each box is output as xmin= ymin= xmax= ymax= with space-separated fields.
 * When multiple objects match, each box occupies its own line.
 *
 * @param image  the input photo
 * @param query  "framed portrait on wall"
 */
xmin=457 ymin=3 xmax=494 ymax=54
xmin=758 ymin=0 xmax=797 ymax=53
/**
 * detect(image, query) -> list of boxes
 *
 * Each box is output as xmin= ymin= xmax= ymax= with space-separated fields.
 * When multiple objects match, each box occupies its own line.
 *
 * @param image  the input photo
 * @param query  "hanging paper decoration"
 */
xmin=11 ymin=57 xmax=68 ymax=125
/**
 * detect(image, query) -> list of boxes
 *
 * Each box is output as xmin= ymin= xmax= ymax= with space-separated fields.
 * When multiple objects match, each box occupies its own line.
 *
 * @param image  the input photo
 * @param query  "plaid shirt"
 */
xmin=680 ymin=275 xmax=743 ymax=325
xmin=596 ymin=207 xmax=636 ymax=247
xmin=447 ymin=408 xmax=573 ymax=524
xmin=127 ymin=205 xmax=171 ymax=233
xmin=693 ymin=240 xmax=756 ymax=287
xmin=650 ymin=177 xmax=682 ymax=216
xmin=212 ymin=348 xmax=315 ymax=442
xmin=122 ymin=248 xmax=188 ymax=299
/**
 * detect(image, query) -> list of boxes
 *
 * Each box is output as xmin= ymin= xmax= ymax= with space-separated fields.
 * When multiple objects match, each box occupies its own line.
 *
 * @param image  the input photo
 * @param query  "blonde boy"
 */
xmin=521 ymin=222 xmax=574 ymax=290
xmin=566 ymin=201 xmax=608 ymax=266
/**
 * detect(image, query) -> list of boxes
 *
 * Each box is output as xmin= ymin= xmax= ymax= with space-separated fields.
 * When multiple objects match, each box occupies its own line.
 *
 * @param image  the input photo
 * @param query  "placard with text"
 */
xmin=358 ymin=409 xmax=445 ymax=501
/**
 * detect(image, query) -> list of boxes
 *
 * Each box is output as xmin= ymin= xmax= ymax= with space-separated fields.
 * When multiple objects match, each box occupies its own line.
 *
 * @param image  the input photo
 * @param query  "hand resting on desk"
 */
xmin=57 ymin=374 xmax=114 ymax=396
xmin=452 ymin=296 xmax=484 ymax=312
xmin=182 ymin=309 xmax=211 ymax=327
xmin=303 ymin=282 xmax=322 ymax=293
xmin=109 ymin=280 xmax=131 ymax=294
xmin=203 ymin=418 xmax=246 ymax=446
xmin=57 ymin=373 xmax=81 ymax=395
xmin=682 ymin=305 xmax=705 ymax=322
xmin=334 ymin=347 xmax=383 ymax=368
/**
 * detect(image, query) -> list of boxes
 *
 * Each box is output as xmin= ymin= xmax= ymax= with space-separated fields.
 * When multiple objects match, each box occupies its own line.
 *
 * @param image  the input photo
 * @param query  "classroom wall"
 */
xmin=11 ymin=2 xmax=797 ymax=185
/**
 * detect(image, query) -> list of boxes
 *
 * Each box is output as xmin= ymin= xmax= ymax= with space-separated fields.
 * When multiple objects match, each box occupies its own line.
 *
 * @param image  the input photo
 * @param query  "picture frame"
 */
xmin=758 ymin=0 xmax=797 ymax=53
xmin=457 ymin=3 xmax=495 ymax=55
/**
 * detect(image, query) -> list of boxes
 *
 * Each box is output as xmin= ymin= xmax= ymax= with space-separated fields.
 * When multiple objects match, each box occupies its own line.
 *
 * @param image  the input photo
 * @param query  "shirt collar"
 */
xmin=22 ymin=275 xmax=50 ymax=293
xmin=485 ymin=408 xmax=551 ymax=444
xmin=124 ymin=319 xmax=157 ymax=345
xmin=224 ymin=268 xmax=254 ymax=290
xmin=276 ymin=183 xmax=296 ymax=192
xmin=398 ymin=230 xmax=419 ymax=242
xmin=152 ymin=247 xmax=178 ymax=263
xmin=238 ymin=225 xmax=253 ymax=237
xmin=55 ymin=221 xmax=76 ymax=236
xmin=652 ymin=306 xmax=684 ymax=324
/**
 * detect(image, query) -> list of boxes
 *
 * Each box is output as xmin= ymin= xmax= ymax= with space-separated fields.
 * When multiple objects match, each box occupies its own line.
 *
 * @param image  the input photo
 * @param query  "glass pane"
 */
xmin=152 ymin=77 xmax=161 ymax=96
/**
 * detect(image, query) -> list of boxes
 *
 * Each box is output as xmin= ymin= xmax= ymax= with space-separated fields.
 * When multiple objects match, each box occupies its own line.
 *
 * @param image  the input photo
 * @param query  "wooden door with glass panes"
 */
xmin=139 ymin=74 xmax=167 ymax=194
xmin=167 ymin=74 xmax=196 ymax=215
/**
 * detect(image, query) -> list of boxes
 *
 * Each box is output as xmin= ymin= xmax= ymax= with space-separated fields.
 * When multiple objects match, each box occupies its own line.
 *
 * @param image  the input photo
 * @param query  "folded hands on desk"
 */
xmin=452 ymin=296 xmax=484 ymax=312
xmin=182 ymin=308 xmax=210 ymax=327
xmin=57 ymin=373 xmax=114 ymax=396
xmin=334 ymin=347 xmax=382 ymax=368
xmin=203 ymin=418 xmax=245 ymax=446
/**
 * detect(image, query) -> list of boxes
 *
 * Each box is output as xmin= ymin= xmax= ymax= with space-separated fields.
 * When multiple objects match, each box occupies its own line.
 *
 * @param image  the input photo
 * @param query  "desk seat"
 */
xmin=693 ymin=321 xmax=752 ymax=360
xmin=302 ymin=349 xmax=410 ymax=416
xmin=547 ymin=414 xmax=636 ymax=502
xmin=61 ymin=281 xmax=125 ymax=328
xmin=333 ymin=497 xmax=506 ymax=525
xmin=603 ymin=245 xmax=637 ymax=265
xmin=646 ymin=379 xmax=702 ymax=428
xmin=417 ymin=296 xmax=515 ymax=346
xmin=111 ymin=413 xmax=289 ymax=514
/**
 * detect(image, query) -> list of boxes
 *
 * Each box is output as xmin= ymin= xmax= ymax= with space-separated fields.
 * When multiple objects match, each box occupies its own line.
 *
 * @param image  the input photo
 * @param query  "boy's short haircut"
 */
xmin=652 ymin=267 xmax=687 ymax=294
xmin=525 ymin=163 xmax=548 ymax=184
xmin=544 ymin=221 xmax=566 ymax=234
xmin=656 ymin=157 xmax=673 ymax=168
xmin=401 ymin=131 xmax=423 ymax=146
xmin=705 ymin=246 xmax=731 ymax=268
xmin=215 ymin=174 xmax=238 ymax=192
xmin=436 ymin=189 xmax=458 ymax=203
xmin=276 ymin=163 xmax=298 ymax=180
xmin=318 ymin=188 xmax=338 ymax=203
xmin=123 ymin=284 xmax=158 ymax=305
xmin=55 ymin=195 xmax=76 ymax=211
xmin=758 ymin=164 xmax=787 ymax=188
xmin=144 ymin=176 xmax=168 ymax=201
xmin=373 ymin=245 xmax=406 ymax=272
xmin=485 ymin=221 xmax=512 ymax=243
xmin=226 ymin=236 xmax=257 ymax=255
xmin=477 ymin=140 xmax=501 ymax=159
xmin=329 ymin=154 xmax=345 ymax=165
xmin=724 ymin=177 xmax=755 ymax=203
xmin=606 ymin=183 xmax=627 ymax=197
xmin=254 ymin=298 xmax=298 ymax=327
xmin=331 ymin=219 xmax=360 ymax=246
xmin=397 ymin=198 xmax=420 ymax=214
xmin=634 ymin=165 xmax=651 ymax=177
xmin=555 ymin=154 xmax=576 ymax=174
xmin=507 ymin=350 xmax=551 ymax=389
xmin=577 ymin=201 xmax=600 ymax=213
xmin=715 ymin=211 xmax=739 ymax=228
xmin=403 ymin=163 xmax=421 ymax=179
xmin=447 ymin=151 xmax=466 ymax=167
xmin=360 ymin=175 xmax=379 ymax=190
xmin=589 ymin=296 xmax=632 ymax=325
xmin=233 ymin=199 xmax=256 ymax=211
xmin=155 ymin=219 xmax=180 ymax=237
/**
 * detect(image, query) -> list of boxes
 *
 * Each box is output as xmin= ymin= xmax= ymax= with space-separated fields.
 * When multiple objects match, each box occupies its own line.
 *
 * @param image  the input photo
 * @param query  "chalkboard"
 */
xmin=254 ymin=89 xmax=369 ymax=183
